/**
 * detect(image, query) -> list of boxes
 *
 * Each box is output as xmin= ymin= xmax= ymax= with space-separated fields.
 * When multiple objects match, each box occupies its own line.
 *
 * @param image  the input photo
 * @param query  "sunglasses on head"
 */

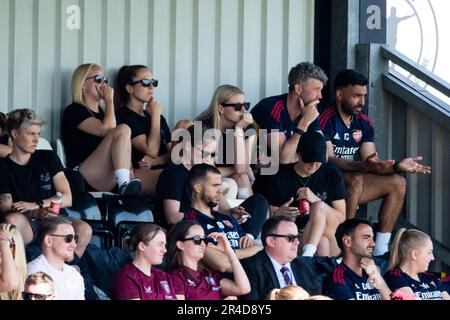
xmin=86 ymin=74 xmax=108 ymax=84
xmin=130 ymin=78 xmax=159 ymax=88
xmin=183 ymin=235 xmax=216 ymax=245
xmin=48 ymin=234 xmax=78 ymax=243
xmin=268 ymin=234 xmax=299 ymax=243
xmin=22 ymin=291 xmax=53 ymax=300
xmin=222 ymin=102 xmax=251 ymax=111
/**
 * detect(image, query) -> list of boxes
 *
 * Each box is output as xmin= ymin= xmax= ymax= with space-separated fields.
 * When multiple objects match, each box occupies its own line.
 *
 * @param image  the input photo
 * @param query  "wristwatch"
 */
xmin=36 ymin=200 xmax=44 ymax=209
xmin=294 ymin=127 xmax=305 ymax=136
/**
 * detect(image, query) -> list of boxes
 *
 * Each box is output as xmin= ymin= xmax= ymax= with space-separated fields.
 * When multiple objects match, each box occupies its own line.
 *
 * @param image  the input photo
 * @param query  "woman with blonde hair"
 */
xmin=0 ymin=224 xmax=27 ymax=300
xmin=267 ymin=285 xmax=310 ymax=300
xmin=267 ymin=285 xmax=332 ymax=300
xmin=384 ymin=228 xmax=450 ymax=300
xmin=195 ymin=85 xmax=256 ymax=199
xmin=62 ymin=63 xmax=141 ymax=195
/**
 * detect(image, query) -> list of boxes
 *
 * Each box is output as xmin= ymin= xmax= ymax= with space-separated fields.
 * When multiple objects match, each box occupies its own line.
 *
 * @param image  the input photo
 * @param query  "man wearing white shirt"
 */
xmin=240 ymin=216 xmax=334 ymax=300
xmin=27 ymin=216 xmax=85 ymax=300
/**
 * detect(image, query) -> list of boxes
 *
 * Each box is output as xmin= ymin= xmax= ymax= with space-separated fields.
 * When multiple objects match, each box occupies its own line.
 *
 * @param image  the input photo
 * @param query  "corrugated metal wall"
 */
xmin=0 ymin=0 xmax=315 ymax=143
xmin=390 ymin=96 xmax=450 ymax=249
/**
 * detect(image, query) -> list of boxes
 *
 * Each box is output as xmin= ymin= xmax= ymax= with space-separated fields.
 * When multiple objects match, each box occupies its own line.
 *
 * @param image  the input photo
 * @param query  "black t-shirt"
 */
xmin=116 ymin=107 xmax=171 ymax=167
xmin=0 ymin=150 xmax=64 ymax=202
xmin=0 ymin=134 xmax=9 ymax=146
xmin=257 ymin=163 xmax=346 ymax=208
xmin=155 ymin=162 xmax=191 ymax=226
xmin=62 ymin=102 xmax=105 ymax=168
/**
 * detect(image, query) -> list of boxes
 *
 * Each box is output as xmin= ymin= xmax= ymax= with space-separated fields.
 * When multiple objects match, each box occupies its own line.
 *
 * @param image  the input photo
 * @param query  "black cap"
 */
xmin=297 ymin=131 xmax=327 ymax=163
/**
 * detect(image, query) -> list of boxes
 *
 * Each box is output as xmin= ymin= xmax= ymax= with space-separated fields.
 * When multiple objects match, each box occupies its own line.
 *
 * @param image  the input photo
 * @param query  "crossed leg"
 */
xmin=80 ymin=124 xmax=132 ymax=192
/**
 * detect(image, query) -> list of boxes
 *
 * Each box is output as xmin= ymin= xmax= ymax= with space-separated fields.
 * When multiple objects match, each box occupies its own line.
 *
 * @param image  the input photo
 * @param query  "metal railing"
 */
xmin=380 ymin=45 xmax=450 ymax=270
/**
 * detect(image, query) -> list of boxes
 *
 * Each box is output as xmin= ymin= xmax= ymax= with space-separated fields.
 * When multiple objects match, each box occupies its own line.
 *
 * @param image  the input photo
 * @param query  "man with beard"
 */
xmin=325 ymin=218 xmax=391 ymax=300
xmin=251 ymin=62 xmax=327 ymax=164
xmin=186 ymin=164 xmax=262 ymax=271
xmin=320 ymin=69 xmax=431 ymax=256
xmin=27 ymin=217 xmax=85 ymax=300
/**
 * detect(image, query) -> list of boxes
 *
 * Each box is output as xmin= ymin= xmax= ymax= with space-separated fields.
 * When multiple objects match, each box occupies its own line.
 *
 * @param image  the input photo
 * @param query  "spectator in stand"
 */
xmin=384 ymin=228 xmax=450 ymax=300
xmin=156 ymin=124 xmax=268 ymax=239
xmin=0 ymin=225 xmax=26 ymax=300
xmin=167 ymin=220 xmax=250 ymax=300
xmin=186 ymin=164 xmax=262 ymax=272
xmin=320 ymin=69 xmax=431 ymax=257
xmin=251 ymin=62 xmax=327 ymax=164
xmin=256 ymin=130 xmax=346 ymax=257
xmin=0 ymin=224 xmax=21 ymax=296
xmin=267 ymin=285 xmax=333 ymax=300
xmin=62 ymin=63 xmax=141 ymax=195
xmin=177 ymin=85 xmax=256 ymax=198
xmin=0 ymin=112 xmax=11 ymax=158
xmin=115 ymin=65 xmax=171 ymax=198
xmin=240 ymin=216 xmax=336 ymax=300
xmin=324 ymin=218 xmax=391 ymax=300
xmin=0 ymin=109 xmax=91 ymax=257
xmin=113 ymin=223 xmax=176 ymax=300
xmin=22 ymin=271 xmax=56 ymax=300
xmin=27 ymin=217 xmax=85 ymax=300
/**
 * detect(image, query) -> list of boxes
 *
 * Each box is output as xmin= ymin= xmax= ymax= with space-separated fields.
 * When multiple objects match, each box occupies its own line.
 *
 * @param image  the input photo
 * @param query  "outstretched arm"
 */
xmin=395 ymin=156 xmax=431 ymax=174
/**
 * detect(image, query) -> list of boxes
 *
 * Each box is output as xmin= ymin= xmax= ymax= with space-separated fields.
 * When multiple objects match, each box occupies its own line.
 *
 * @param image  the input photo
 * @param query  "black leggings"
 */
xmin=239 ymin=193 xmax=268 ymax=239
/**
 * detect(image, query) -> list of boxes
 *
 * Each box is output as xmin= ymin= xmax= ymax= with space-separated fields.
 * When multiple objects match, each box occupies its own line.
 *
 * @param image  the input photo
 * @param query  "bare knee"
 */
xmin=391 ymin=174 xmax=406 ymax=194
xmin=114 ymin=124 xmax=131 ymax=139
xmin=344 ymin=172 xmax=364 ymax=196
xmin=72 ymin=220 xmax=93 ymax=243
xmin=5 ymin=213 xmax=33 ymax=243
xmin=174 ymin=119 xmax=193 ymax=130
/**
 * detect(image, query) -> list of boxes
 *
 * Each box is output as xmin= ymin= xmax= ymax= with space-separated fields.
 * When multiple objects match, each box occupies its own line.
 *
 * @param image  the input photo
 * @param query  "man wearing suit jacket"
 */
xmin=240 ymin=215 xmax=334 ymax=300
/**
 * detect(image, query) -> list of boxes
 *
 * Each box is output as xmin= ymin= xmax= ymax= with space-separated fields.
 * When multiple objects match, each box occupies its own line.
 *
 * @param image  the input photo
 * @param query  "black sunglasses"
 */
xmin=48 ymin=234 xmax=79 ymax=243
xmin=183 ymin=235 xmax=217 ymax=245
xmin=86 ymin=74 xmax=108 ymax=84
xmin=129 ymin=78 xmax=158 ymax=88
xmin=222 ymin=102 xmax=251 ymax=111
xmin=268 ymin=234 xmax=299 ymax=243
xmin=22 ymin=291 xmax=53 ymax=300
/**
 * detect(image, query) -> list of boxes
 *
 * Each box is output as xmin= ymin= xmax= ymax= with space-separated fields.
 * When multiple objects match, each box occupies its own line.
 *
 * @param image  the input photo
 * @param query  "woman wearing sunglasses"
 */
xmin=62 ymin=63 xmax=141 ymax=195
xmin=0 ymin=224 xmax=26 ymax=300
xmin=22 ymin=271 xmax=55 ymax=300
xmin=193 ymin=85 xmax=256 ymax=200
xmin=115 ymin=65 xmax=171 ymax=198
xmin=166 ymin=220 xmax=250 ymax=300
xmin=113 ymin=223 xmax=176 ymax=300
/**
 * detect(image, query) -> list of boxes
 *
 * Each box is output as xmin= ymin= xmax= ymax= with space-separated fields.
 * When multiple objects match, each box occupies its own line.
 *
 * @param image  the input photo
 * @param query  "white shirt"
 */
xmin=267 ymin=252 xmax=297 ymax=287
xmin=27 ymin=254 xmax=85 ymax=300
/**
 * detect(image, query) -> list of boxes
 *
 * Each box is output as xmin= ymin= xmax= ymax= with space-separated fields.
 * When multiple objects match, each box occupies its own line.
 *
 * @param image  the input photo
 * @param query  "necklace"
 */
xmin=293 ymin=165 xmax=312 ymax=187
xmin=298 ymin=175 xmax=312 ymax=188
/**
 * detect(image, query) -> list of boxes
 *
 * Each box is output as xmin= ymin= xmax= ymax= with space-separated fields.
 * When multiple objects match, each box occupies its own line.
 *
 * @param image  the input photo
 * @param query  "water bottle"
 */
xmin=50 ymin=192 xmax=62 ymax=215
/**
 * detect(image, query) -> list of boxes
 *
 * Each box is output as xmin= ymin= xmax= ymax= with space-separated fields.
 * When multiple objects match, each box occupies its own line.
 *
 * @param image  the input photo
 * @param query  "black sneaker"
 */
xmin=119 ymin=179 xmax=142 ymax=195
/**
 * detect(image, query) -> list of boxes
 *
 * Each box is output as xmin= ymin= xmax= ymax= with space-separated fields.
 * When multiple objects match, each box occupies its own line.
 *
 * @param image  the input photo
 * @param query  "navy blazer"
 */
xmin=240 ymin=250 xmax=336 ymax=300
